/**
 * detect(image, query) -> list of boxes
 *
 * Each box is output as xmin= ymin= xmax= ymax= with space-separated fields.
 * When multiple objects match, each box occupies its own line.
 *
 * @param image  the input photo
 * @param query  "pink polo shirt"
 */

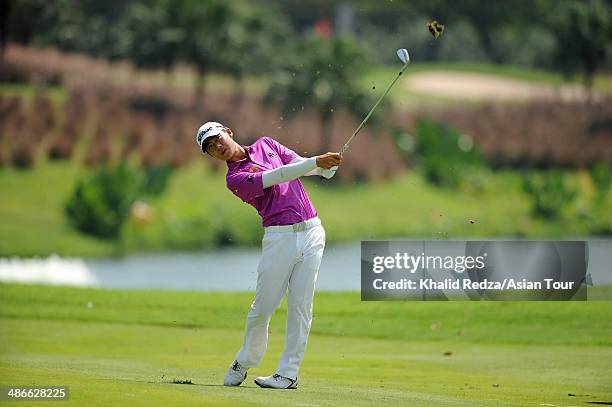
xmin=226 ymin=137 xmax=318 ymax=227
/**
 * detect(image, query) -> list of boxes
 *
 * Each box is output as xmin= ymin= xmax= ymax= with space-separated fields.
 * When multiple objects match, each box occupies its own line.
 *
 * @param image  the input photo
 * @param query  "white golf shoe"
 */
xmin=223 ymin=360 xmax=248 ymax=386
xmin=254 ymin=373 xmax=298 ymax=389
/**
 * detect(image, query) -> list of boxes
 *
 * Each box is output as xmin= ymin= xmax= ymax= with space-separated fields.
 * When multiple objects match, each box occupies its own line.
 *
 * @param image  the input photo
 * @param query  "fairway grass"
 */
xmin=1 ymin=284 xmax=611 ymax=406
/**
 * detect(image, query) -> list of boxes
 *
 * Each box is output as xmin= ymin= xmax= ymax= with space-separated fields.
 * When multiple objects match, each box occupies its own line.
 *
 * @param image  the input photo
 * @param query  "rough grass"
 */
xmin=0 ymin=162 xmax=117 ymax=257
xmin=127 ymin=160 xmax=593 ymax=249
xmin=1 ymin=283 xmax=611 ymax=406
xmin=0 ymin=160 xmax=594 ymax=257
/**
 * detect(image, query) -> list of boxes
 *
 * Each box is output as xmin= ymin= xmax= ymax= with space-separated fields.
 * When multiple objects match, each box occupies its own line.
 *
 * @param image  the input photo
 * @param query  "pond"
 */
xmin=1 ymin=240 xmax=610 ymax=291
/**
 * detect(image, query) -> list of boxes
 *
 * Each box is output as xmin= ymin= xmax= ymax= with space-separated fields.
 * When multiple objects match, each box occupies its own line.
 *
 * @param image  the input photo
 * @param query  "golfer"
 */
xmin=196 ymin=121 xmax=341 ymax=389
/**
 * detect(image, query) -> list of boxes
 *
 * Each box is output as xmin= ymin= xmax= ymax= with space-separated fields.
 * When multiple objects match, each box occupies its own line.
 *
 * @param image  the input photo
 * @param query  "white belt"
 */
xmin=264 ymin=217 xmax=321 ymax=233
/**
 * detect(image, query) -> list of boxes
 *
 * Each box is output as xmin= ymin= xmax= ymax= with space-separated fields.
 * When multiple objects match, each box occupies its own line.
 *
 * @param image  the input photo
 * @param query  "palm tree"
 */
xmin=265 ymin=35 xmax=375 ymax=153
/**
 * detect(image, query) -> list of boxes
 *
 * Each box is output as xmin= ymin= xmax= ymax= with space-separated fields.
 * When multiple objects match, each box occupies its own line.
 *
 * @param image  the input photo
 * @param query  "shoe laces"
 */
xmin=231 ymin=361 xmax=241 ymax=371
xmin=273 ymin=374 xmax=294 ymax=382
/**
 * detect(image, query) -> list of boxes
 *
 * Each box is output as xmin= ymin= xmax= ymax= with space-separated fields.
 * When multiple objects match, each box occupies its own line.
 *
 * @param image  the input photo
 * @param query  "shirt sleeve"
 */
xmin=226 ymin=171 xmax=265 ymax=202
xmin=289 ymin=156 xmax=319 ymax=176
xmin=289 ymin=156 xmax=337 ymax=179
xmin=265 ymin=137 xmax=298 ymax=164
xmin=262 ymin=157 xmax=318 ymax=188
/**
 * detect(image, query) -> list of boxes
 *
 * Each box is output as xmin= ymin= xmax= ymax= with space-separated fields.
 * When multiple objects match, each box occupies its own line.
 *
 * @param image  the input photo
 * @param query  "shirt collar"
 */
xmin=227 ymin=145 xmax=253 ymax=170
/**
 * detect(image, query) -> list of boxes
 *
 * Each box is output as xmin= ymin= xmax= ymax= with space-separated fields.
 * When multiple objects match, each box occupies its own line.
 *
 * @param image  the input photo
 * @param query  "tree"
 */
xmin=183 ymin=0 xmax=247 ymax=108
xmin=6 ymin=0 xmax=295 ymax=110
xmin=219 ymin=4 xmax=294 ymax=106
xmin=118 ymin=0 xmax=188 ymax=71
xmin=552 ymin=0 xmax=611 ymax=91
xmin=265 ymin=35 xmax=375 ymax=153
xmin=6 ymin=0 xmax=132 ymax=60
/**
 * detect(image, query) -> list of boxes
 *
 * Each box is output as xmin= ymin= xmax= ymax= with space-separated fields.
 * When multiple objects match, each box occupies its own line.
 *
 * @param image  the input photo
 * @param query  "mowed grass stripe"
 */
xmin=1 ymin=318 xmax=611 ymax=406
xmin=1 ymin=284 xmax=612 ymax=346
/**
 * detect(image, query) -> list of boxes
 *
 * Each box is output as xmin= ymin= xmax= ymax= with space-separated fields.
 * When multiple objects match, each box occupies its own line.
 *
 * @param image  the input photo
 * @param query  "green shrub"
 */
xmin=120 ymin=199 xmax=264 ymax=252
xmin=588 ymin=194 xmax=612 ymax=235
xmin=522 ymin=171 xmax=577 ymax=219
xmin=412 ymin=119 xmax=483 ymax=188
xmin=65 ymin=164 xmax=143 ymax=239
xmin=142 ymin=164 xmax=173 ymax=196
xmin=581 ymin=163 xmax=612 ymax=234
xmin=577 ymin=194 xmax=612 ymax=235
xmin=590 ymin=163 xmax=612 ymax=198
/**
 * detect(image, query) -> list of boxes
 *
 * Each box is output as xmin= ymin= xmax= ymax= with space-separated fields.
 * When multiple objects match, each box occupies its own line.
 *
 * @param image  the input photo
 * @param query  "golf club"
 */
xmin=327 ymin=48 xmax=410 ymax=175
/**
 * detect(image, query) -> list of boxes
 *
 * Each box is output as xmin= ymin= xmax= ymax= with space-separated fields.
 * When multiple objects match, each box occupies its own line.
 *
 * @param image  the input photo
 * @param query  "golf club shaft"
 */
xmin=340 ymin=63 xmax=409 ymax=155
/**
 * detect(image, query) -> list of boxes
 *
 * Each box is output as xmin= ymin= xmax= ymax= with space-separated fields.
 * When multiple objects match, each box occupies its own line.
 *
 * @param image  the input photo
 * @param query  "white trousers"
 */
xmin=235 ymin=220 xmax=325 ymax=380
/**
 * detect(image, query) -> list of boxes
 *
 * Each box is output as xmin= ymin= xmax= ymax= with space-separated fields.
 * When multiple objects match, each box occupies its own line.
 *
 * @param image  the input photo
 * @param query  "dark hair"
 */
xmin=202 ymin=132 xmax=225 ymax=156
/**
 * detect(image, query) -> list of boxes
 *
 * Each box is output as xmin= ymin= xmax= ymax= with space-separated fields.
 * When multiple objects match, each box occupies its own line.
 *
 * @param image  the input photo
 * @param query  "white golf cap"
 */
xmin=196 ymin=121 xmax=226 ymax=154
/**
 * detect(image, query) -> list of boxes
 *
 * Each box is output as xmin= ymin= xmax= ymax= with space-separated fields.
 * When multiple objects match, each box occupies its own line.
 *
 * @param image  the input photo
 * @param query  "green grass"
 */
xmin=398 ymin=63 xmax=570 ymax=84
xmin=366 ymin=62 xmax=612 ymax=87
xmin=1 ymin=284 xmax=611 ymax=406
xmin=0 ymin=162 xmax=117 ymax=257
xmin=0 ymin=160 xmax=595 ymax=257
xmin=131 ymin=161 xmax=591 ymax=247
xmin=362 ymin=63 xmax=612 ymax=107
xmin=8 ymin=61 xmax=609 ymax=110
xmin=158 ymin=62 xmax=612 ymax=102
xmin=1 ymin=63 xmax=606 ymax=257
xmin=3 ymin=62 xmax=610 ymax=122
xmin=0 ymin=83 xmax=67 ymax=105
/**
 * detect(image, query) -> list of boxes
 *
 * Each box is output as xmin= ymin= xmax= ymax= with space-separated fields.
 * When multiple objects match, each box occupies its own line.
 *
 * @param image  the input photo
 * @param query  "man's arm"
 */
xmin=262 ymin=153 xmax=341 ymax=188
xmin=289 ymin=156 xmax=337 ymax=178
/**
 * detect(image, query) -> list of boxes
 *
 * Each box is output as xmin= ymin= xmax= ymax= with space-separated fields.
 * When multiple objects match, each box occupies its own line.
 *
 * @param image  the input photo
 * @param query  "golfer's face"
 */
xmin=206 ymin=131 xmax=232 ymax=160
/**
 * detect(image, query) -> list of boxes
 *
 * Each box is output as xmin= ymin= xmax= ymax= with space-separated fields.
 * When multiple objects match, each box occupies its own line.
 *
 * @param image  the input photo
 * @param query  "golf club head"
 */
xmin=396 ymin=48 xmax=410 ymax=65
